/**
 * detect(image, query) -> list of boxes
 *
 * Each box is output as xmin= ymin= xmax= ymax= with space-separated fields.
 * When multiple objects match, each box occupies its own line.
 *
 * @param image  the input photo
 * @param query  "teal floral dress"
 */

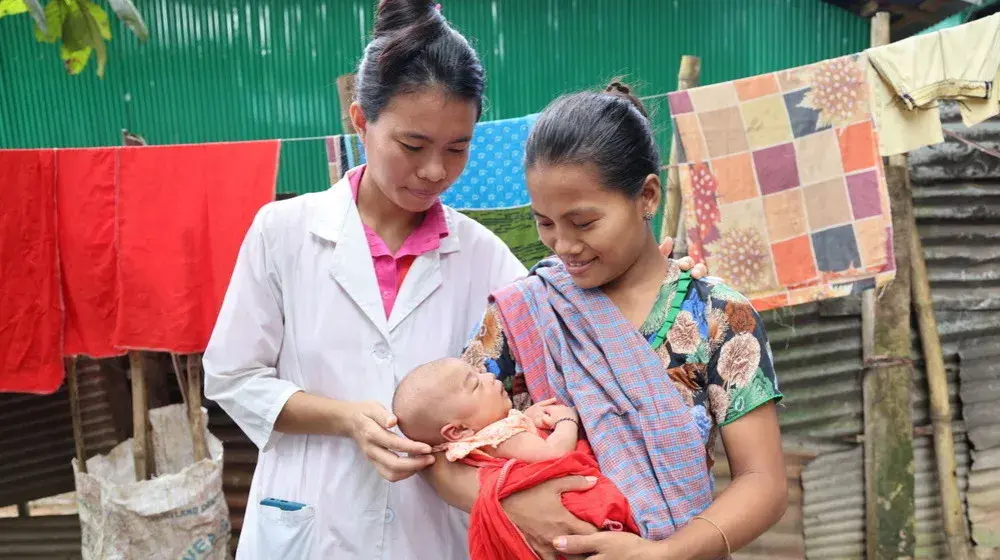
xmin=462 ymin=260 xmax=783 ymax=470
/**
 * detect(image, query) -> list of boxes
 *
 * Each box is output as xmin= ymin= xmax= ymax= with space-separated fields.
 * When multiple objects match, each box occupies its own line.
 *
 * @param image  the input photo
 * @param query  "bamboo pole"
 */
xmin=129 ymin=351 xmax=153 ymax=480
xmin=336 ymin=73 xmax=357 ymax=134
xmin=187 ymin=354 xmax=208 ymax=462
xmin=664 ymin=55 xmax=701 ymax=245
xmin=65 ymin=357 xmax=88 ymax=474
xmin=910 ymin=225 xmax=971 ymax=559
xmin=862 ymin=12 xmax=916 ymax=559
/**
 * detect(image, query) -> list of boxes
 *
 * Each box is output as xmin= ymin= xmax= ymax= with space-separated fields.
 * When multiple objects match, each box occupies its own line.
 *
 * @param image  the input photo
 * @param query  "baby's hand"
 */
xmin=542 ymin=405 xmax=579 ymax=428
xmin=524 ymin=398 xmax=558 ymax=428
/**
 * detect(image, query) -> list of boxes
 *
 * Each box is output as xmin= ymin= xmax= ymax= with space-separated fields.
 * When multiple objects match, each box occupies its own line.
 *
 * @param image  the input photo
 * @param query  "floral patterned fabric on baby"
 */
xmin=432 ymin=409 xmax=538 ymax=463
xmin=463 ymin=260 xmax=782 ymax=470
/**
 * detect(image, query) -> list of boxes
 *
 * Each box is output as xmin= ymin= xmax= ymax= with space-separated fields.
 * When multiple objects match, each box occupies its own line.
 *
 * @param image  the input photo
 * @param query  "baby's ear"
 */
xmin=441 ymin=422 xmax=475 ymax=442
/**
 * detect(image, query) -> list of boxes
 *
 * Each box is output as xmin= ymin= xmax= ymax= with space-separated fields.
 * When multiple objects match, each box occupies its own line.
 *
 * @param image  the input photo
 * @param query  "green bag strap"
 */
xmin=650 ymin=270 xmax=693 ymax=350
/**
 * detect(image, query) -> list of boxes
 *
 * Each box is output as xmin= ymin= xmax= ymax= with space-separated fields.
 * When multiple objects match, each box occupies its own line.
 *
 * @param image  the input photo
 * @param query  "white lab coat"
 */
xmin=203 ymin=174 xmax=527 ymax=559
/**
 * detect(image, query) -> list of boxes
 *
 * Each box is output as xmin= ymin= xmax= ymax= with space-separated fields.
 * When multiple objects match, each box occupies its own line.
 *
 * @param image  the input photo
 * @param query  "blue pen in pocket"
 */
xmin=260 ymin=498 xmax=307 ymax=512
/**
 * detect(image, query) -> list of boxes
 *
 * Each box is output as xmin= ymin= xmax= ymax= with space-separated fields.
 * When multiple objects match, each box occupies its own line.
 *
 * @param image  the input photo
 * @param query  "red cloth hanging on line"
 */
xmin=0 ymin=150 xmax=64 ymax=394
xmin=57 ymin=148 xmax=120 ymax=358
xmin=1 ymin=141 xmax=279 ymax=393
xmin=113 ymin=141 xmax=280 ymax=353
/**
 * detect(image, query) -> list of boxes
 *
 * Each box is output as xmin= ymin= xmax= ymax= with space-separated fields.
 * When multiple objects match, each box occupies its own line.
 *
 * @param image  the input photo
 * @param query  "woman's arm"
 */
xmin=553 ymin=403 xmax=786 ymax=560
xmin=421 ymin=453 xmax=479 ymax=512
xmin=422 ymin=458 xmax=598 ymax=560
xmin=204 ymin=207 xmax=432 ymax=480
xmin=203 ymin=206 xmax=302 ymax=451
xmin=659 ymin=402 xmax=786 ymax=559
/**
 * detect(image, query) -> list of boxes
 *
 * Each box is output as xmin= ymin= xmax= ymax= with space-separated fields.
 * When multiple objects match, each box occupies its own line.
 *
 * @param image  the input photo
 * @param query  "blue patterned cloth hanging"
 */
xmin=327 ymin=114 xmax=538 ymax=211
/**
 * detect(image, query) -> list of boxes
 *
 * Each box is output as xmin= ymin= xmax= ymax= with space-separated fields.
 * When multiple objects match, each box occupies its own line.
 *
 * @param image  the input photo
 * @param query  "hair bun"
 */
xmin=603 ymin=78 xmax=649 ymax=119
xmin=374 ymin=0 xmax=439 ymax=39
xmin=604 ymin=81 xmax=631 ymax=96
xmin=373 ymin=0 xmax=446 ymax=77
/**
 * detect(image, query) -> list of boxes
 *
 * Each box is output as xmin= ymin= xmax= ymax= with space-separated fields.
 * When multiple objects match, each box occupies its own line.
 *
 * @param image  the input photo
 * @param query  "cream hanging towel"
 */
xmin=867 ymin=13 xmax=1000 ymax=156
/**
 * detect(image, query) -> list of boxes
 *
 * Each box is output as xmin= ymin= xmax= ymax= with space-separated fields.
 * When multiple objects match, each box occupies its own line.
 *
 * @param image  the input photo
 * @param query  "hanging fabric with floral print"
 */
xmin=668 ymin=53 xmax=896 ymax=311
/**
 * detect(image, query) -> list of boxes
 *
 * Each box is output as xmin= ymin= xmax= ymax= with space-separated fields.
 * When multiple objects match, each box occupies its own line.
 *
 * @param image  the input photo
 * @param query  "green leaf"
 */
xmin=0 ymin=0 xmax=28 ymax=18
xmin=106 ymin=0 xmax=147 ymax=42
xmin=23 ymin=0 xmax=46 ymax=33
xmin=60 ymin=3 xmax=88 ymax=51
xmin=77 ymin=0 xmax=107 ymax=77
xmin=34 ymin=0 xmax=66 ymax=43
xmin=60 ymin=43 xmax=91 ymax=74
xmin=81 ymin=0 xmax=108 ymax=40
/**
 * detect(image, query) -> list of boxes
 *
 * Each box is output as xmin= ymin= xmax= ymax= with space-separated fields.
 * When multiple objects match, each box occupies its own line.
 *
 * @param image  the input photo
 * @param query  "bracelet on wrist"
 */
xmin=552 ymin=417 xmax=579 ymax=428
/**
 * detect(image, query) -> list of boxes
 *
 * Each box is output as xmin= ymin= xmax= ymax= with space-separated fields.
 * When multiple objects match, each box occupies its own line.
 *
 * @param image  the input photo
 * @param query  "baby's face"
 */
xmin=443 ymin=360 xmax=512 ymax=434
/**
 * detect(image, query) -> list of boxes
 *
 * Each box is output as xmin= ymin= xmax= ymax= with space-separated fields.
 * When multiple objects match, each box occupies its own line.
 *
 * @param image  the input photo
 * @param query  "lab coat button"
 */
xmin=373 ymin=343 xmax=391 ymax=360
xmin=384 ymin=508 xmax=395 ymax=523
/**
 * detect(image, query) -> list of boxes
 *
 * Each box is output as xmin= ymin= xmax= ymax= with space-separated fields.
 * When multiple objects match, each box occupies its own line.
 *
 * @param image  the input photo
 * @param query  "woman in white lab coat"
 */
xmin=204 ymin=1 xmax=699 ymax=558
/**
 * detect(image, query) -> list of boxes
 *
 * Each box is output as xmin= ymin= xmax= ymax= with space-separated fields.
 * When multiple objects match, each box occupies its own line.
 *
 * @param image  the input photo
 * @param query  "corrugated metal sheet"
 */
xmin=0 ymin=0 xmax=869 ymax=195
xmin=0 ymin=359 xmax=125 ymax=508
xmin=764 ymin=301 xmax=989 ymax=440
xmin=908 ymin=105 xmax=1000 ymax=312
xmin=713 ymin=439 xmax=850 ymax=559
xmin=795 ymin=105 xmax=1000 ymax=558
xmin=764 ymin=303 xmax=865 ymax=439
xmin=959 ymin=339 xmax=1000 ymax=557
xmin=0 ymin=515 xmax=82 ymax=559
xmin=802 ymin=446 xmax=864 ymax=559
xmin=913 ymin=430 xmax=972 ymax=559
xmin=911 ymin=103 xmax=1000 ymax=559
xmin=801 ymin=432 xmax=972 ymax=560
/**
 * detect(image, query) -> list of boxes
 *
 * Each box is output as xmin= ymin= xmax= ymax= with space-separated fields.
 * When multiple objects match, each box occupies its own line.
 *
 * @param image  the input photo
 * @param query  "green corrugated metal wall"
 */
xmin=0 ymin=0 xmax=868 ymax=195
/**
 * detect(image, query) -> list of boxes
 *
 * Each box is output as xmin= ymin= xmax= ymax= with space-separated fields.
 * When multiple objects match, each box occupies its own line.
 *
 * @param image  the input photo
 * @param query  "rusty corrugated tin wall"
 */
xmin=0 ymin=0 xmax=869 ymax=195
xmin=959 ymin=341 xmax=1000 ymax=557
xmin=794 ymin=103 xmax=1000 ymax=559
xmin=910 ymin=103 xmax=1000 ymax=559
xmin=802 ymin=446 xmax=864 ymax=558
xmin=801 ymin=432 xmax=972 ymax=560
xmin=0 ymin=359 xmax=126 ymax=508
xmin=713 ymin=440 xmax=851 ymax=560
xmin=0 ymin=515 xmax=82 ymax=559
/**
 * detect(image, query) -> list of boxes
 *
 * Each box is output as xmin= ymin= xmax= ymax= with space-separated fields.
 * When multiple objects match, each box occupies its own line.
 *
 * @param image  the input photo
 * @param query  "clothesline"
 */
xmin=942 ymin=129 xmax=1000 ymax=160
xmin=280 ymin=134 xmax=332 ymax=143
xmin=276 ymin=113 xmax=1000 ymax=165
xmin=273 ymin=91 xmax=676 ymax=145
xmin=638 ymin=92 xmax=672 ymax=101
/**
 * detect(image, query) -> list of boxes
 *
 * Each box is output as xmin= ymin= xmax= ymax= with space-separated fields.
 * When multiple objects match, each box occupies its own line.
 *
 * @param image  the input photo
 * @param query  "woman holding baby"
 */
xmin=204 ymin=0 xmax=785 ymax=558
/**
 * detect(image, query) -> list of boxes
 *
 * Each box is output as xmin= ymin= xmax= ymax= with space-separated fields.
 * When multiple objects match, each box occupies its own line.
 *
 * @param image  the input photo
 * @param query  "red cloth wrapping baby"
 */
xmin=464 ymin=440 xmax=639 ymax=560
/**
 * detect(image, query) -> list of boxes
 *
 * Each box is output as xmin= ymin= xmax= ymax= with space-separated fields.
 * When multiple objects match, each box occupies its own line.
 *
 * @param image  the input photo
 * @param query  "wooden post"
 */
xmin=911 ymin=225 xmax=971 ymax=558
xmin=336 ymin=73 xmax=357 ymax=134
xmin=664 ymin=55 xmax=701 ymax=245
xmin=129 ymin=351 xmax=153 ymax=480
xmin=862 ymin=11 xmax=916 ymax=559
xmin=65 ymin=357 xmax=88 ymax=474
xmin=187 ymin=354 xmax=208 ymax=462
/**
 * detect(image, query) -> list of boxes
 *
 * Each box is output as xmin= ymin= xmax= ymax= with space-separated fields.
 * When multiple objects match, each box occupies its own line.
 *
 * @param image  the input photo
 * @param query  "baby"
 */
xmin=392 ymin=357 xmax=580 ymax=462
xmin=392 ymin=357 xmax=639 ymax=560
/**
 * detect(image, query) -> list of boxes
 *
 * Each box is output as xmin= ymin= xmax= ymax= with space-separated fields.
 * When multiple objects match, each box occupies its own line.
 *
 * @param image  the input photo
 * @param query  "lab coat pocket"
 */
xmin=256 ymin=501 xmax=315 ymax=559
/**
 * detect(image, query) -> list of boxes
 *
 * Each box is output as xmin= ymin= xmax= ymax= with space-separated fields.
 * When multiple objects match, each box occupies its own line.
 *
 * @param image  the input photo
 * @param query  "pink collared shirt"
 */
xmin=349 ymin=166 xmax=449 ymax=318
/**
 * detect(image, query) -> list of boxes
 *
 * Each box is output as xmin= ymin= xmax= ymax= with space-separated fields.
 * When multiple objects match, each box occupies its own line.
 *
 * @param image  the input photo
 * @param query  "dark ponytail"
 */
xmin=356 ymin=0 xmax=484 ymax=122
xmin=524 ymin=79 xmax=659 ymax=199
